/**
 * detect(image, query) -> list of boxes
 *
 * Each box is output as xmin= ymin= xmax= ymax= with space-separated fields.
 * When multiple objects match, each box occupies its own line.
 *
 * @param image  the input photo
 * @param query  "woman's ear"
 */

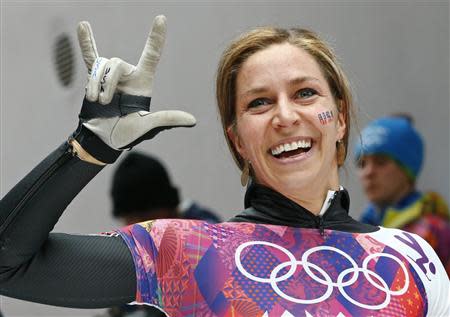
xmin=227 ymin=125 xmax=247 ymax=159
xmin=336 ymin=111 xmax=347 ymax=141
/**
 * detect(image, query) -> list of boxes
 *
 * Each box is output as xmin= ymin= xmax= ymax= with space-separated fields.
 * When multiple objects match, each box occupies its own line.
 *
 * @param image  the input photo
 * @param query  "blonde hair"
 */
xmin=216 ymin=27 xmax=353 ymax=170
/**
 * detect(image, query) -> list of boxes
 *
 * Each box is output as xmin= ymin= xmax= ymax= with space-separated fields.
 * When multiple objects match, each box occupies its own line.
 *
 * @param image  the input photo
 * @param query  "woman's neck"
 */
xmin=278 ymin=175 xmax=341 ymax=216
xmin=284 ymin=189 xmax=337 ymax=216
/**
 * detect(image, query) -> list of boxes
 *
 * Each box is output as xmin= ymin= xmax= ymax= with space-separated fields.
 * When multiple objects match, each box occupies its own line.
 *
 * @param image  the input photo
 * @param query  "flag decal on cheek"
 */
xmin=318 ymin=110 xmax=334 ymax=125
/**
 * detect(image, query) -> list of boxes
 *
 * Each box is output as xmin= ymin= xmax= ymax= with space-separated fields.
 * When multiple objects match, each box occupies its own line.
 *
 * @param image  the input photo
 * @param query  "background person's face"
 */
xmin=229 ymin=43 xmax=345 ymax=198
xmin=357 ymin=155 xmax=413 ymax=206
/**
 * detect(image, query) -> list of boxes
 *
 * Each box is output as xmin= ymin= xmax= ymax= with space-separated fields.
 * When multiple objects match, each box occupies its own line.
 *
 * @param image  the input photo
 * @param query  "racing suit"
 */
xmin=0 ymin=142 xmax=449 ymax=316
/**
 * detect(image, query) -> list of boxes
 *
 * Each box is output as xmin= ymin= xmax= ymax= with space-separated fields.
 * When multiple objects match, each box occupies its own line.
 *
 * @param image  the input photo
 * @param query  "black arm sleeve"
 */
xmin=0 ymin=142 xmax=136 ymax=308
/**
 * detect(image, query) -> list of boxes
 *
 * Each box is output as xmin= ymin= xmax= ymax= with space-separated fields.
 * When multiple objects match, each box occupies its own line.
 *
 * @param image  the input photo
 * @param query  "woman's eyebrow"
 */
xmin=239 ymin=76 xmax=321 ymax=98
xmin=240 ymin=76 xmax=320 ymax=97
xmin=239 ymin=86 xmax=269 ymax=98
xmin=288 ymin=76 xmax=320 ymax=85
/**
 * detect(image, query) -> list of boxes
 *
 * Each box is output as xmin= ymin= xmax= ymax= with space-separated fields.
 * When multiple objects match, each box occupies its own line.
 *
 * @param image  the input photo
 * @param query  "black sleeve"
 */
xmin=0 ymin=142 xmax=136 ymax=308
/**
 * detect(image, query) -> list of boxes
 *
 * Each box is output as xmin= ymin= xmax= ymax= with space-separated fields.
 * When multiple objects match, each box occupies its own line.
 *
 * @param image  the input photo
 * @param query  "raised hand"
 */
xmin=72 ymin=15 xmax=196 ymax=163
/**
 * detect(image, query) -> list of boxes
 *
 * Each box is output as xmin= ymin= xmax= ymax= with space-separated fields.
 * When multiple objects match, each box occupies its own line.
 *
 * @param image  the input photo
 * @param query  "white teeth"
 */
xmin=277 ymin=145 xmax=283 ymax=153
xmin=273 ymin=145 xmax=283 ymax=155
xmin=298 ymin=139 xmax=311 ymax=148
xmin=271 ymin=139 xmax=312 ymax=156
xmin=290 ymin=142 xmax=298 ymax=150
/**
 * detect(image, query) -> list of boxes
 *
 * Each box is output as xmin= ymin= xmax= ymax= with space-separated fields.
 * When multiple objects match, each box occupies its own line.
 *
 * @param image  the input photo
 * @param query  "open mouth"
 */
xmin=270 ymin=139 xmax=312 ymax=159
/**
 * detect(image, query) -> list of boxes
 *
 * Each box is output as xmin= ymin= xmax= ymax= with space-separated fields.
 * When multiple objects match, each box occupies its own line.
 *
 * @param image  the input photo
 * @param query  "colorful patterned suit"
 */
xmin=119 ymin=219 xmax=449 ymax=317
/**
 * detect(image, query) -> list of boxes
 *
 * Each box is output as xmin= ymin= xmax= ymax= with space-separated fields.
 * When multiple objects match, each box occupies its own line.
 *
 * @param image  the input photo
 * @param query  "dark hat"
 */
xmin=111 ymin=152 xmax=180 ymax=217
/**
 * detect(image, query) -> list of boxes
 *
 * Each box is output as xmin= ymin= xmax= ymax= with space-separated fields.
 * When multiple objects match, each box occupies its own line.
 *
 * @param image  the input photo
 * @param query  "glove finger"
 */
xmin=77 ymin=21 xmax=99 ymax=71
xmin=136 ymin=15 xmax=167 ymax=76
xmin=142 ymin=110 xmax=196 ymax=128
xmin=110 ymin=110 xmax=196 ymax=149
xmin=86 ymin=57 xmax=109 ymax=102
xmin=98 ymin=58 xmax=134 ymax=104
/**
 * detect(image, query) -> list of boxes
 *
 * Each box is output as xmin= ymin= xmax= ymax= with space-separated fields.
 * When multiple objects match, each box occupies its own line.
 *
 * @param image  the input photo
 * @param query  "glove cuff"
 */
xmin=71 ymin=124 xmax=121 ymax=164
xmin=73 ymin=93 xmax=151 ymax=164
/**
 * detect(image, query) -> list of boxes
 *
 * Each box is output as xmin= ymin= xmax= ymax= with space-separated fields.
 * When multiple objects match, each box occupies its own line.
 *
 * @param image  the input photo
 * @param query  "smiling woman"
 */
xmin=225 ymin=42 xmax=346 ymax=213
xmin=0 ymin=16 xmax=449 ymax=317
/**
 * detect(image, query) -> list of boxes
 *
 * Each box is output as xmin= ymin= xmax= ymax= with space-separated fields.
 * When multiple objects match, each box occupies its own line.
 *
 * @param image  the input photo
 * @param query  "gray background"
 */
xmin=1 ymin=1 xmax=449 ymax=316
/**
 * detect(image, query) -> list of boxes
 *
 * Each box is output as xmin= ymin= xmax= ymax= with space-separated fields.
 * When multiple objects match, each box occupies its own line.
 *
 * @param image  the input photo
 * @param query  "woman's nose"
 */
xmin=272 ymin=98 xmax=300 ymax=129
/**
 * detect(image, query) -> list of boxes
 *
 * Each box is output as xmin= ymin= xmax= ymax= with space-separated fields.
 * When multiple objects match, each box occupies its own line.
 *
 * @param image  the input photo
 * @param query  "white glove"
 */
xmin=72 ymin=15 xmax=196 ymax=162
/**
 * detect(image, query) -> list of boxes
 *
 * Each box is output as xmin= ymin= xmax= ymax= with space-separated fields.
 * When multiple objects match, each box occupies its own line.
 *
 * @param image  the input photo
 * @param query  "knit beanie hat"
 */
xmin=354 ymin=116 xmax=424 ymax=180
xmin=111 ymin=152 xmax=180 ymax=217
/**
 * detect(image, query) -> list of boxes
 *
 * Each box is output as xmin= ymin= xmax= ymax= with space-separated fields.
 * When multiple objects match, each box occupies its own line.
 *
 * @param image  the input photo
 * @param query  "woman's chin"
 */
xmin=268 ymin=171 xmax=318 ymax=194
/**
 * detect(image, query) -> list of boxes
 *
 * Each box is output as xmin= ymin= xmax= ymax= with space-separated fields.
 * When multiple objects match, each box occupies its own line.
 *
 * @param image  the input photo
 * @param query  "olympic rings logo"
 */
xmin=235 ymin=241 xmax=410 ymax=310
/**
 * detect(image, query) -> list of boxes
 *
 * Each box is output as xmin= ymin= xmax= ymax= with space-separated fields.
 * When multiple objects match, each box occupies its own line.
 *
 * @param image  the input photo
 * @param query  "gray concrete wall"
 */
xmin=1 ymin=1 xmax=448 ymax=316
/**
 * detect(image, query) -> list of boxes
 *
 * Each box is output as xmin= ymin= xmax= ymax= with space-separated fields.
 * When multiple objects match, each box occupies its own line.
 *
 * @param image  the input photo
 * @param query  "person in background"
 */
xmin=102 ymin=151 xmax=220 ymax=317
xmin=354 ymin=114 xmax=450 ymax=275
xmin=111 ymin=151 xmax=220 ymax=226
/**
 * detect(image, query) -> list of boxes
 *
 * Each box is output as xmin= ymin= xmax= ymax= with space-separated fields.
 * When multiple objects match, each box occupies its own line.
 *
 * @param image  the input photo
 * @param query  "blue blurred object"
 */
xmin=354 ymin=116 xmax=424 ymax=180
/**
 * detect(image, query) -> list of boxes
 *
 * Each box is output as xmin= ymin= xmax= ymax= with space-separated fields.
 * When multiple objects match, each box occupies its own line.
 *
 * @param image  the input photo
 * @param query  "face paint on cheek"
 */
xmin=317 ymin=110 xmax=334 ymax=125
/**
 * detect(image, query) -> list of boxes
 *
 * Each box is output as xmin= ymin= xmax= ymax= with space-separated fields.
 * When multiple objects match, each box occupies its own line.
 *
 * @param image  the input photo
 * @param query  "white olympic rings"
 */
xmin=234 ymin=241 xmax=410 ymax=310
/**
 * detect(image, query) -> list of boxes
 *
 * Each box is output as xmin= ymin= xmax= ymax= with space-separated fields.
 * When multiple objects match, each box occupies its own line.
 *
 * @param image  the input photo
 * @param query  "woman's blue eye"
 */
xmin=297 ymin=88 xmax=317 ymax=99
xmin=248 ymin=98 xmax=271 ymax=108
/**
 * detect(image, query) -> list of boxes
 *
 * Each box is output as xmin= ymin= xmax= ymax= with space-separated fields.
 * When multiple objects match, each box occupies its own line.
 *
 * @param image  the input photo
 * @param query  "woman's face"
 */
xmin=228 ymin=43 xmax=346 ymax=198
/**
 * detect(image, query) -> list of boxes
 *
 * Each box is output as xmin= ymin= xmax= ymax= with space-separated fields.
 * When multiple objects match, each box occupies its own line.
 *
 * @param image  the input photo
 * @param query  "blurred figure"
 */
xmin=98 ymin=151 xmax=220 ymax=317
xmin=111 ymin=151 xmax=221 ymax=226
xmin=354 ymin=114 xmax=450 ymax=276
